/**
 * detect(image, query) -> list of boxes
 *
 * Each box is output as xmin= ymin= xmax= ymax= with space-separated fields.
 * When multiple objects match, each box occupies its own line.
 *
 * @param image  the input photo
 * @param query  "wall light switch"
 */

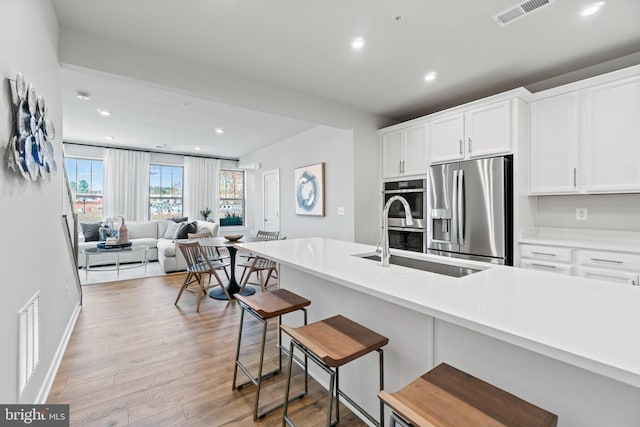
xmin=337 ymin=207 xmax=345 ymax=216
xmin=576 ymin=208 xmax=588 ymax=221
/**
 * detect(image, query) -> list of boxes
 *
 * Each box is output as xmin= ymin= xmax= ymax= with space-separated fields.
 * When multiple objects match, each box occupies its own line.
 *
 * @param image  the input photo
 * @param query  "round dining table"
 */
xmin=198 ymin=236 xmax=265 ymax=300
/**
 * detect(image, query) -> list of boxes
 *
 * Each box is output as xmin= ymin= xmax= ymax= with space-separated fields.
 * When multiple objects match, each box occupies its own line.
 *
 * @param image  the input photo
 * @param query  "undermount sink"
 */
xmin=358 ymin=254 xmax=481 ymax=278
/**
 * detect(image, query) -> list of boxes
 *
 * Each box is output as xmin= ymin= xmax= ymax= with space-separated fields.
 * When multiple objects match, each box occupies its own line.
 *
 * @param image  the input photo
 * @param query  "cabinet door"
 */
xmin=381 ymin=130 xmax=403 ymax=179
xmin=583 ymin=75 xmax=640 ymax=192
xmin=529 ymin=93 xmax=580 ymax=194
xmin=430 ymin=113 xmax=464 ymax=163
xmin=465 ymin=100 xmax=512 ymax=159
xmin=578 ymin=267 xmax=639 ymax=286
xmin=402 ymin=124 xmax=427 ymax=176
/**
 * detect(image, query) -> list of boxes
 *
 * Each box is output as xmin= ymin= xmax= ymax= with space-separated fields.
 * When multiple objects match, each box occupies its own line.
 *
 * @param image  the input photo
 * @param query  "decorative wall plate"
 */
xmin=8 ymin=73 xmax=57 ymax=182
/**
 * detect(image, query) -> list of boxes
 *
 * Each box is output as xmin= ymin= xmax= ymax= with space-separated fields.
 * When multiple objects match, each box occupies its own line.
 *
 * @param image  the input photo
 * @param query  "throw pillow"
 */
xmin=170 ymin=216 xmax=188 ymax=223
xmin=163 ymin=221 xmax=181 ymax=239
xmin=80 ymin=222 xmax=102 ymax=242
xmin=176 ymin=221 xmax=198 ymax=240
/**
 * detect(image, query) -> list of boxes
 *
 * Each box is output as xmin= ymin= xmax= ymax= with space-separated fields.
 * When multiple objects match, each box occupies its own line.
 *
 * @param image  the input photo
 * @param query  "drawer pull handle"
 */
xmin=532 ymin=252 xmax=557 ymax=257
xmin=531 ymin=263 xmax=557 ymax=269
xmin=591 ymin=258 xmax=623 ymax=264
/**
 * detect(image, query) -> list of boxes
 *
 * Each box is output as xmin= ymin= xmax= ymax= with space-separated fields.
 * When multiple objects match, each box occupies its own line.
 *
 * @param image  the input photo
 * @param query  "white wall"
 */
xmin=58 ymin=29 xmax=391 ymax=244
xmin=536 ymin=194 xmax=640 ymax=231
xmin=242 ymin=125 xmax=354 ymax=240
xmin=0 ymin=0 xmax=80 ymax=403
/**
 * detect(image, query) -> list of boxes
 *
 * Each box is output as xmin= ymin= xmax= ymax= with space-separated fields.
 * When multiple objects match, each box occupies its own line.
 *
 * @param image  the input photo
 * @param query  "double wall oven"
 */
xmin=383 ymin=179 xmax=426 ymax=252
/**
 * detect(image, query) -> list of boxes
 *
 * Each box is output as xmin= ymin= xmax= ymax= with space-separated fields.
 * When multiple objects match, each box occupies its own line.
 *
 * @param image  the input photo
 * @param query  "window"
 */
xmin=149 ymin=165 xmax=183 ymax=220
xmin=219 ymin=170 xmax=245 ymax=226
xmin=65 ymin=157 xmax=104 ymax=222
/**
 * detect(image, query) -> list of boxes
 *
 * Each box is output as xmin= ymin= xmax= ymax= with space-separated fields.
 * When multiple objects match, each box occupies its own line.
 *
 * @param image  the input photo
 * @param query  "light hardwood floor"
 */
xmin=48 ymin=273 xmax=367 ymax=426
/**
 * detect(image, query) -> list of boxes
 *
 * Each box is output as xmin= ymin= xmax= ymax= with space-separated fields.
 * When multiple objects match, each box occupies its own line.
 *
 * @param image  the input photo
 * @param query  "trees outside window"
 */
xmin=65 ymin=158 xmax=104 ymax=221
xmin=219 ymin=170 xmax=245 ymax=227
xmin=149 ymin=165 xmax=183 ymax=220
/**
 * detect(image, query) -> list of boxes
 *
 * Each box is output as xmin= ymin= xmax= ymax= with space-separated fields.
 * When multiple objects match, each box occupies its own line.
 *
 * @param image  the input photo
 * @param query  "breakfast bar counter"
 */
xmin=239 ymin=238 xmax=640 ymax=427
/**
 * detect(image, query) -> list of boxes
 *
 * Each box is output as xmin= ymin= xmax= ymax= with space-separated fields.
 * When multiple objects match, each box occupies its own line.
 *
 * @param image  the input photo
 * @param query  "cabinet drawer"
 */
xmin=577 ymin=250 xmax=640 ymax=269
xmin=578 ymin=266 xmax=640 ymax=286
xmin=520 ymin=244 xmax=573 ymax=263
xmin=520 ymin=259 xmax=573 ymax=275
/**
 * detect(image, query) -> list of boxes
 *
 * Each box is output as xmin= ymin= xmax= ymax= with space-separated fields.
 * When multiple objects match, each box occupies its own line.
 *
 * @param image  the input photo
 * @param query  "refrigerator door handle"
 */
xmin=452 ymin=169 xmax=459 ymax=245
xmin=457 ymin=170 xmax=465 ymax=245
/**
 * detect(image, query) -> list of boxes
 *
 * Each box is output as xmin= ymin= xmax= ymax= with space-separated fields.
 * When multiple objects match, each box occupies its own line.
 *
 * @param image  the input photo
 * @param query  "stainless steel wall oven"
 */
xmin=383 ymin=179 xmax=426 ymax=252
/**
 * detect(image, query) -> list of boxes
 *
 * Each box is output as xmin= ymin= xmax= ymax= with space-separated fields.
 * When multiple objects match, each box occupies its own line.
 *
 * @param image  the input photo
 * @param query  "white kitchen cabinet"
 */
xmin=520 ymin=242 xmax=640 ymax=286
xmin=381 ymin=124 xmax=426 ymax=179
xmin=529 ymin=92 xmax=580 ymax=194
xmin=430 ymin=100 xmax=512 ymax=164
xmin=577 ymin=267 xmax=639 ymax=286
xmin=583 ymin=75 xmax=640 ymax=192
xmin=529 ymin=72 xmax=640 ymax=195
xmin=519 ymin=244 xmax=573 ymax=275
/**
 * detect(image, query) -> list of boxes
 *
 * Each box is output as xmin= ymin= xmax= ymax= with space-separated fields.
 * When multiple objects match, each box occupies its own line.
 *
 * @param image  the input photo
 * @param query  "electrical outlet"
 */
xmin=576 ymin=208 xmax=588 ymax=221
xmin=337 ymin=207 xmax=345 ymax=216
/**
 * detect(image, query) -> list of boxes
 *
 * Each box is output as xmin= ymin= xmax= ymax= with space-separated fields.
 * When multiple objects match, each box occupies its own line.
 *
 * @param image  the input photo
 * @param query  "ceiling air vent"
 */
xmin=493 ymin=0 xmax=555 ymax=26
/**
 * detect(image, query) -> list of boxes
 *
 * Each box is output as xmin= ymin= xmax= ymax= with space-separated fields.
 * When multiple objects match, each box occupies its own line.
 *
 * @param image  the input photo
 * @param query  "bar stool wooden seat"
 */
xmin=281 ymin=315 xmax=389 ymax=427
xmin=378 ymin=363 xmax=558 ymax=427
xmin=233 ymin=289 xmax=311 ymax=419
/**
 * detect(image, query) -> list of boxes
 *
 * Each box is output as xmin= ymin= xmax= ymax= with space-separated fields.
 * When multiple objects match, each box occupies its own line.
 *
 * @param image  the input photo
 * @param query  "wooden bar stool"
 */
xmin=378 ymin=363 xmax=558 ymax=427
xmin=233 ymin=289 xmax=311 ymax=419
xmin=281 ymin=315 xmax=389 ymax=427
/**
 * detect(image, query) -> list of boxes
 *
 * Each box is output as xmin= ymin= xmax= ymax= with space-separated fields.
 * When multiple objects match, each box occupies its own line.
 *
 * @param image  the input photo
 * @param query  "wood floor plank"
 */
xmin=49 ymin=274 xmax=367 ymax=426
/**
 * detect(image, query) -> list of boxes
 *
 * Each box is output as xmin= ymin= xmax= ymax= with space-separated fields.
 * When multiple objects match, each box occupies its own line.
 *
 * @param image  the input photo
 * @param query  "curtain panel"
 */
xmin=103 ymin=148 xmax=150 ymax=221
xmin=183 ymin=156 xmax=220 ymax=222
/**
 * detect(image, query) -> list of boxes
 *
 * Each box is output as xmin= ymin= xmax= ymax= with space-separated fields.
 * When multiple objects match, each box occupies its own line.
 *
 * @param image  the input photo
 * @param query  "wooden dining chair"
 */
xmin=188 ymin=231 xmax=231 ymax=279
xmin=239 ymin=230 xmax=280 ymax=283
xmin=175 ymin=241 xmax=229 ymax=312
xmin=238 ymin=255 xmax=278 ymax=292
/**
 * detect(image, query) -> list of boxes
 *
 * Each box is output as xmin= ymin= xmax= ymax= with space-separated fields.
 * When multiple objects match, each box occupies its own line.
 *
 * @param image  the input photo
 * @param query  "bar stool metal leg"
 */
xmin=233 ymin=304 xmax=308 ymax=419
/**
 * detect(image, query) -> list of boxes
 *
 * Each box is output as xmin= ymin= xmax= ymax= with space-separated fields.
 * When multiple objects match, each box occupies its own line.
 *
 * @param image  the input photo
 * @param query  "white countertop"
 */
xmin=520 ymin=227 xmax=640 ymax=253
xmin=238 ymin=237 xmax=640 ymax=388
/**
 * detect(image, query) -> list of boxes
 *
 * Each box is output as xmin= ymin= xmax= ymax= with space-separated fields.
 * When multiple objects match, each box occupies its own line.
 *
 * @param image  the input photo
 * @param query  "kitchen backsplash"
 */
xmin=536 ymin=194 xmax=640 ymax=231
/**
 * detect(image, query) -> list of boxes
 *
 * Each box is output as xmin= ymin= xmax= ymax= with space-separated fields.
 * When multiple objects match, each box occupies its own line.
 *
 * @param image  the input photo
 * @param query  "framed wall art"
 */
xmin=294 ymin=162 xmax=325 ymax=216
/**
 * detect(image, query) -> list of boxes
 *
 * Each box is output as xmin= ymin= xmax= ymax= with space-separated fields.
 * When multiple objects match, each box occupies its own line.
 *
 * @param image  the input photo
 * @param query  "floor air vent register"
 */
xmin=18 ymin=292 xmax=40 ymax=397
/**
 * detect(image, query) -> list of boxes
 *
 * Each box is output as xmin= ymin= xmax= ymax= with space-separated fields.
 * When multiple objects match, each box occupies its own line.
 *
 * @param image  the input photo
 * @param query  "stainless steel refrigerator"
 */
xmin=427 ymin=155 xmax=512 ymax=265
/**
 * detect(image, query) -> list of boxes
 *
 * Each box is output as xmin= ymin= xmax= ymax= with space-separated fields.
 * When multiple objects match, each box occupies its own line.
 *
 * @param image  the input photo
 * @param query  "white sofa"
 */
xmin=77 ymin=220 xmax=219 ymax=273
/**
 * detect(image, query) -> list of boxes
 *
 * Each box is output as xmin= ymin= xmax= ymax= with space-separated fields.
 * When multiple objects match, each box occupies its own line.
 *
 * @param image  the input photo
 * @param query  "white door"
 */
xmin=583 ymin=75 xmax=640 ymax=192
xmin=529 ymin=92 xmax=580 ymax=194
xmin=465 ymin=100 xmax=512 ymax=159
xmin=381 ymin=130 xmax=403 ymax=178
xmin=262 ymin=170 xmax=280 ymax=232
xmin=430 ymin=112 xmax=464 ymax=163
xmin=402 ymin=124 xmax=427 ymax=176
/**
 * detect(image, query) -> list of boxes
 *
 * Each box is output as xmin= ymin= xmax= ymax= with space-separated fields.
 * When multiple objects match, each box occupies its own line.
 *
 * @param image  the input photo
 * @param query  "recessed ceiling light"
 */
xmin=351 ymin=37 xmax=366 ymax=49
xmin=105 ymin=136 xmax=114 ymax=140
xmin=97 ymin=109 xmax=111 ymax=117
xmin=215 ymin=128 xmax=224 ymax=134
xmin=76 ymin=91 xmax=91 ymax=101
xmin=424 ymin=71 xmax=438 ymax=82
xmin=195 ymin=146 xmax=201 ymax=151
xmin=580 ymin=1 xmax=605 ymax=16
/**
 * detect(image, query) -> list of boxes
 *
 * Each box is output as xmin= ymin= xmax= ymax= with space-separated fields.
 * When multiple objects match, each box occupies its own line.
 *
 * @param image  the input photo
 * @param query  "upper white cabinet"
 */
xmin=583 ymin=76 xmax=640 ymax=192
xmin=529 ymin=92 xmax=580 ymax=194
xmin=381 ymin=124 xmax=426 ymax=179
xmin=430 ymin=100 xmax=512 ymax=164
xmin=529 ymin=71 xmax=640 ymax=195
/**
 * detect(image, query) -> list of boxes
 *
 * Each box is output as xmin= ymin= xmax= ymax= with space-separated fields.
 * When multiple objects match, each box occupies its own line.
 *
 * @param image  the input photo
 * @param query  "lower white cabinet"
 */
xmin=520 ymin=243 xmax=640 ymax=286
xmin=577 ymin=267 xmax=639 ymax=286
xmin=520 ymin=259 xmax=573 ymax=275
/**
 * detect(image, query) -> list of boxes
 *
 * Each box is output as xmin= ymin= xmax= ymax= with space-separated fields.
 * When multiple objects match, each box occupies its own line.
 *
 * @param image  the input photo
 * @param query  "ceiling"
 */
xmin=52 ymin=0 xmax=640 ymax=157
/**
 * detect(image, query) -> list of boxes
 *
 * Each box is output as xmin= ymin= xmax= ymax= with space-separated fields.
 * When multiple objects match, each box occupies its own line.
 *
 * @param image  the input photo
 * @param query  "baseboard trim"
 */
xmin=35 ymin=302 xmax=82 ymax=404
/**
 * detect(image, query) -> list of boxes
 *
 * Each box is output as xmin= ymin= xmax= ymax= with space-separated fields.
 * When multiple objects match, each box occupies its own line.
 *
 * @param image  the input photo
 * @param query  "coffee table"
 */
xmin=81 ymin=244 xmax=149 ymax=279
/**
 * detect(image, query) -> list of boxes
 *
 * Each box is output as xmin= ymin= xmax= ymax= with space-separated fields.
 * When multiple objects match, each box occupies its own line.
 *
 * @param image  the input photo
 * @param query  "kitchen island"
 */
xmin=238 ymin=238 xmax=640 ymax=426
